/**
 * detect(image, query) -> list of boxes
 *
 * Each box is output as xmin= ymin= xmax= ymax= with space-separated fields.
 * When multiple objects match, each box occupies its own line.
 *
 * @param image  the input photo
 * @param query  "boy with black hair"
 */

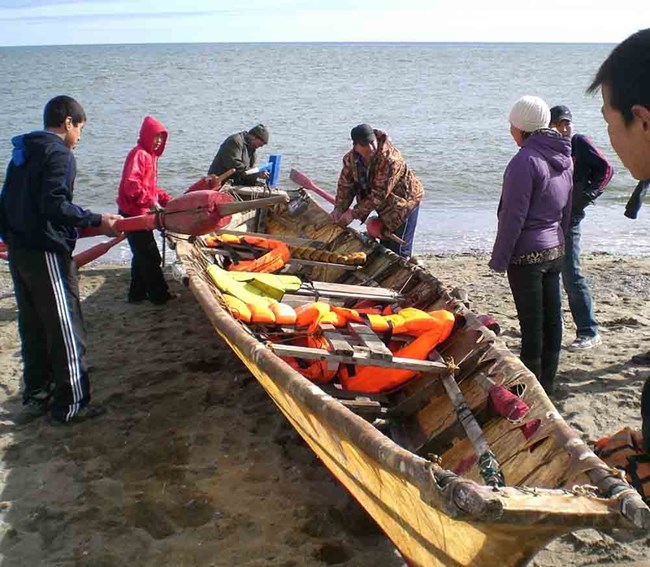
xmin=0 ymin=95 xmax=122 ymax=425
xmin=588 ymin=28 xmax=650 ymax=454
xmin=549 ymin=105 xmax=613 ymax=351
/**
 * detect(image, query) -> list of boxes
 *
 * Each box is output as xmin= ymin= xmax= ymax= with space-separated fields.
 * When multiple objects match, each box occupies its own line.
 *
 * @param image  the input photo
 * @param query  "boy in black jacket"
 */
xmin=0 ymin=95 xmax=121 ymax=425
xmin=549 ymin=105 xmax=613 ymax=350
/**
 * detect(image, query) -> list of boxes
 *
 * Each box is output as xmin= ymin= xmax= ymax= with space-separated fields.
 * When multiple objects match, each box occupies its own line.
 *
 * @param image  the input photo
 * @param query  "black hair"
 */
xmin=43 ymin=95 xmax=87 ymax=128
xmin=587 ymin=28 xmax=650 ymax=124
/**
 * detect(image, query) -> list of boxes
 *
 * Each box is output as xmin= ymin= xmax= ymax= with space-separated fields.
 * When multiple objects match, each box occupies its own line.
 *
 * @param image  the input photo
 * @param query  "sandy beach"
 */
xmin=0 ymin=253 xmax=649 ymax=567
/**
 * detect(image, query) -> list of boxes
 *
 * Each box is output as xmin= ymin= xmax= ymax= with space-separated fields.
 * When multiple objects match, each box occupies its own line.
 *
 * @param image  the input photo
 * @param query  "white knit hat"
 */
xmin=509 ymin=96 xmax=551 ymax=133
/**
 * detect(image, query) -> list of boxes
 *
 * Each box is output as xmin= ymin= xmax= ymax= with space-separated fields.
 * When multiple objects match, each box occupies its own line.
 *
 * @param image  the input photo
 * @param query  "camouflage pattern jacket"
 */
xmin=334 ymin=130 xmax=424 ymax=232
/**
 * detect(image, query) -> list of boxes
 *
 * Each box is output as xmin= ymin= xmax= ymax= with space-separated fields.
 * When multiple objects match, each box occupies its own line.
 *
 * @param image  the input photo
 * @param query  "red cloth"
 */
xmin=116 ymin=116 xmax=170 ymax=216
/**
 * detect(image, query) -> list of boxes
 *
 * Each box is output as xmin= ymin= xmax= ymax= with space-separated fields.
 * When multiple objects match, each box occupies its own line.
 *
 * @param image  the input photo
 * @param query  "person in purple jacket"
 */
xmin=489 ymin=96 xmax=574 ymax=395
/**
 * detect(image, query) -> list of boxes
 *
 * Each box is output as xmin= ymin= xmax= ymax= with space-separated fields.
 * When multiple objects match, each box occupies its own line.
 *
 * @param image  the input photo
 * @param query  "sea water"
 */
xmin=0 ymin=42 xmax=646 ymax=262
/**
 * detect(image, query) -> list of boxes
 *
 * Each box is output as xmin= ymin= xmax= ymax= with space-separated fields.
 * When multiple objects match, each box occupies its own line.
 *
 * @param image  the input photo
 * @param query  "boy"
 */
xmin=0 ymin=95 xmax=121 ymax=424
xmin=588 ymin=28 xmax=650 ymax=452
xmin=116 ymin=115 xmax=176 ymax=305
xmin=549 ymin=105 xmax=613 ymax=350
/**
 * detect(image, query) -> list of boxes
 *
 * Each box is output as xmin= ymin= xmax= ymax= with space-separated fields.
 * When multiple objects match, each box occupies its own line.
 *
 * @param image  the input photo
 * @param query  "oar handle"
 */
xmin=215 ymin=194 xmax=288 ymax=216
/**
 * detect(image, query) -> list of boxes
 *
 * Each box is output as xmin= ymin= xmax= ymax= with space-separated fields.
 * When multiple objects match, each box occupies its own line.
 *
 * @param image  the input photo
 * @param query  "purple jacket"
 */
xmin=489 ymin=130 xmax=573 ymax=272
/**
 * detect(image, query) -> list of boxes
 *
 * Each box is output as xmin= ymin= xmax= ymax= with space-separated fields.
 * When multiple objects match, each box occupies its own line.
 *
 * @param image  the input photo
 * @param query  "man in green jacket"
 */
xmin=208 ymin=124 xmax=269 ymax=186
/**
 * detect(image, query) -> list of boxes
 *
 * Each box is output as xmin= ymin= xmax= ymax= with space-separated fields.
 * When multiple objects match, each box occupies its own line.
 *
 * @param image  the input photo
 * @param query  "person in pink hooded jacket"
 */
xmin=117 ymin=116 xmax=176 ymax=305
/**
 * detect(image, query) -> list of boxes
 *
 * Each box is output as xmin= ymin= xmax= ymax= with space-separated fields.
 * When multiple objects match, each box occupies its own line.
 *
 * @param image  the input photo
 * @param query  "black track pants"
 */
xmin=9 ymin=247 xmax=90 ymax=420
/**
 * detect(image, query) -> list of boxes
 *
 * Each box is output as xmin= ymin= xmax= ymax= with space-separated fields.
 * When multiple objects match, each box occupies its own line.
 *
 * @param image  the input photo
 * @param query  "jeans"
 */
xmin=381 ymin=204 xmax=419 ymax=258
xmin=507 ymin=256 xmax=564 ymax=393
xmin=562 ymin=209 xmax=599 ymax=338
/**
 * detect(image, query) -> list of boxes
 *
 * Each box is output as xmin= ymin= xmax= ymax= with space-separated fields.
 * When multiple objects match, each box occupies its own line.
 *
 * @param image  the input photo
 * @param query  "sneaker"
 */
xmin=631 ymin=350 xmax=650 ymax=365
xmin=13 ymin=399 xmax=48 ymax=425
xmin=48 ymin=404 xmax=107 ymax=426
xmin=567 ymin=334 xmax=602 ymax=351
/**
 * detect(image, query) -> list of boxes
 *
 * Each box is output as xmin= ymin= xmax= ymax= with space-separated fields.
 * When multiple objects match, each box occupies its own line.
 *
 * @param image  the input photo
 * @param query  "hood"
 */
xmin=138 ymin=116 xmax=167 ymax=156
xmin=523 ymin=129 xmax=572 ymax=172
xmin=11 ymin=130 xmax=63 ymax=167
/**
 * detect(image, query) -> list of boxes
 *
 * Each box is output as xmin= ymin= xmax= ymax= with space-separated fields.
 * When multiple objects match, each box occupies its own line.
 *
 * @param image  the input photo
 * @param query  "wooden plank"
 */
xmin=319 ymin=323 xmax=355 ymax=356
xmin=306 ymin=281 xmax=400 ymax=300
xmin=227 ymin=209 xmax=257 ymax=229
xmin=268 ymin=343 xmax=448 ymax=373
xmin=347 ymin=322 xmax=393 ymax=360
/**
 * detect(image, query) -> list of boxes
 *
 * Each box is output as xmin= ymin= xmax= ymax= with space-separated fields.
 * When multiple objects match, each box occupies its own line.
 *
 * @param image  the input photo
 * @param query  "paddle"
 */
xmin=289 ymin=168 xmax=405 ymax=246
xmin=185 ymin=169 xmax=236 ymax=193
xmin=431 ymin=351 xmax=505 ymax=487
xmin=73 ymin=235 xmax=126 ymax=267
xmin=80 ymin=190 xmax=289 ymax=238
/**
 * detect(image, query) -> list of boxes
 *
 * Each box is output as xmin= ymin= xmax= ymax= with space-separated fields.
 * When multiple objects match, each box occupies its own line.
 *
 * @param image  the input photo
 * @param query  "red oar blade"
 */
xmin=73 ymin=235 xmax=126 ymax=268
xmin=289 ymin=168 xmax=336 ymax=205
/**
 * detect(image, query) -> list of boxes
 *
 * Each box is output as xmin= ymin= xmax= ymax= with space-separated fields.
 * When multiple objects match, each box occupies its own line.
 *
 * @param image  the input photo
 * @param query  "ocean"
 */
xmin=0 ymin=42 xmax=646 ymax=262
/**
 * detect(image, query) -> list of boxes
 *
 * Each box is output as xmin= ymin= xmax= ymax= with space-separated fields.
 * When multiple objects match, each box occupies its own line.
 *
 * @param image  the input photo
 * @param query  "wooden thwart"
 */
xmin=347 ymin=322 xmax=393 ymax=360
xmin=269 ymin=342 xmax=448 ymax=373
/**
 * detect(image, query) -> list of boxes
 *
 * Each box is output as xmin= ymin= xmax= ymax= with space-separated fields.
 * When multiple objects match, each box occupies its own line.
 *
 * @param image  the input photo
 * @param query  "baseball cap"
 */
xmin=550 ymin=105 xmax=573 ymax=124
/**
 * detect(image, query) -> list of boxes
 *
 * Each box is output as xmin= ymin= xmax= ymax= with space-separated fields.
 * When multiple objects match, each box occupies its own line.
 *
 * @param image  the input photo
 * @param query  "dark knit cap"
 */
xmin=248 ymin=124 xmax=269 ymax=144
xmin=350 ymin=124 xmax=376 ymax=145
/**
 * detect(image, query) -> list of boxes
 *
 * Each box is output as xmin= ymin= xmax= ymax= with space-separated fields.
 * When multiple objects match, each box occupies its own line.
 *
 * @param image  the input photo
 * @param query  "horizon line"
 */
xmin=0 ymin=39 xmax=618 ymax=48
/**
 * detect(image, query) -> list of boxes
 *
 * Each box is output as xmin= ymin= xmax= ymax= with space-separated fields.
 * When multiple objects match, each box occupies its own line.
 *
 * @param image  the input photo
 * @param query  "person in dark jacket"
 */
xmin=0 ymin=95 xmax=121 ymax=424
xmin=489 ymin=96 xmax=573 ymax=395
xmin=588 ymin=28 xmax=650 ymax=452
xmin=117 ymin=116 xmax=176 ymax=305
xmin=549 ymin=105 xmax=613 ymax=351
xmin=208 ymin=124 xmax=269 ymax=186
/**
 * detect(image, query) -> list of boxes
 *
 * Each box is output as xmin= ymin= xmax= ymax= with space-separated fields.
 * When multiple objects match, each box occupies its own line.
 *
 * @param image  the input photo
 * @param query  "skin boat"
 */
xmin=171 ymin=186 xmax=650 ymax=567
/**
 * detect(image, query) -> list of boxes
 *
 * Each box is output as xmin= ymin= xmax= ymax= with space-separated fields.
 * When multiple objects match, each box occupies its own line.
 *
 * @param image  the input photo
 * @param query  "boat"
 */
xmin=169 ymin=180 xmax=650 ymax=567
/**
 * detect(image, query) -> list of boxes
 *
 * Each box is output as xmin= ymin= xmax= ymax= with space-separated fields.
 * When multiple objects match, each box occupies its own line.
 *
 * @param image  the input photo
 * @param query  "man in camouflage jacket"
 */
xmin=332 ymin=124 xmax=423 ymax=258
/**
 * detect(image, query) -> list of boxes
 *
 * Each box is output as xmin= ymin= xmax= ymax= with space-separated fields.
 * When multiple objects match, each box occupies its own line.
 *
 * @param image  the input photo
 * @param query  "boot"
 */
xmin=539 ymin=351 xmax=561 ymax=396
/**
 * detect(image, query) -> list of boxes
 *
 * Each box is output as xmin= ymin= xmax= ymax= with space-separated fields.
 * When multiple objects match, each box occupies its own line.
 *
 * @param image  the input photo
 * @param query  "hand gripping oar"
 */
xmin=432 ymin=351 xmax=505 ymax=487
xmin=289 ymin=168 xmax=405 ymax=246
xmin=81 ymin=190 xmax=289 ymax=238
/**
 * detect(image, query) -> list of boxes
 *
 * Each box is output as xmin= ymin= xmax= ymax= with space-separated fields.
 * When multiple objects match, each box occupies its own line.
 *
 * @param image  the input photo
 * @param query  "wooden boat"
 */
xmin=170 ymin=185 xmax=650 ymax=567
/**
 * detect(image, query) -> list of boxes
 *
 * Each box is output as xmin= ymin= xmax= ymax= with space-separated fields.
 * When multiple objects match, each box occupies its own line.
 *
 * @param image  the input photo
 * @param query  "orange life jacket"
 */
xmin=204 ymin=234 xmax=290 ymax=273
xmin=339 ymin=313 xmax=455 ymax=393
xmin=594 ymin=427 xmax=650 ymax=503
xmin=282 ymin=334 xmax=337 ymax=384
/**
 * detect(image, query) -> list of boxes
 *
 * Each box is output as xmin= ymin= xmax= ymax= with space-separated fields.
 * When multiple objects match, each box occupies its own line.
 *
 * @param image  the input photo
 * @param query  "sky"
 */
xmin=0 ymin=0 xmax=646 ymax=47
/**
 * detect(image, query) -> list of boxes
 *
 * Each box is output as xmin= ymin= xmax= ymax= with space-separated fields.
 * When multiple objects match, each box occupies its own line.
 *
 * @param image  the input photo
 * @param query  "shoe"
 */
xmin=128 ymin=295 xmax=147 ymax=304
xmin=631 ymin=350 xmax=650 ymax=365
xmin=567 ymin=334 xmax=602 ymax=351
xmin=48 ymin=403 xmax=107 ymax=426
xmin=13 ymin=399 xmax=48 ymax=425
xmin=150 ymin=291 xmax=180 ymax=305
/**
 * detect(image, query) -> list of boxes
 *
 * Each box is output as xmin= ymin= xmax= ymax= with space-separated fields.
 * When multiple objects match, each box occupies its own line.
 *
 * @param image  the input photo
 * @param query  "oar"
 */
xmin=432 ymin=351 xmax=505 ymax=487
xmin=81 ymin=191 xmax=289 ymax=238
xmin=185 ymin=169 xmax=236 ymax=193
xmin=289 ymin=168 xmax=336 ymax=205
xmin=73 ymin=235 xmax=126 ymax=267
xmin=289 ymin=168 xmax=405 ymax=245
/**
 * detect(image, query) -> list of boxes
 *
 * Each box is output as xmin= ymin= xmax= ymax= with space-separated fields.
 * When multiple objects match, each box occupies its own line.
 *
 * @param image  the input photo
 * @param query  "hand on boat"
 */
xmin=98 ymin=213 xmax=123 ymax=237
xmin=335 ymin=209 xmax=354 ymax=227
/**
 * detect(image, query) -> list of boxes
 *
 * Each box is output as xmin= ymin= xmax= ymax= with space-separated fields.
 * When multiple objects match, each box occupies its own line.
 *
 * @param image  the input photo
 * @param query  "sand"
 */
xmin=0 ymin=254 xmax=649 ymax=566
